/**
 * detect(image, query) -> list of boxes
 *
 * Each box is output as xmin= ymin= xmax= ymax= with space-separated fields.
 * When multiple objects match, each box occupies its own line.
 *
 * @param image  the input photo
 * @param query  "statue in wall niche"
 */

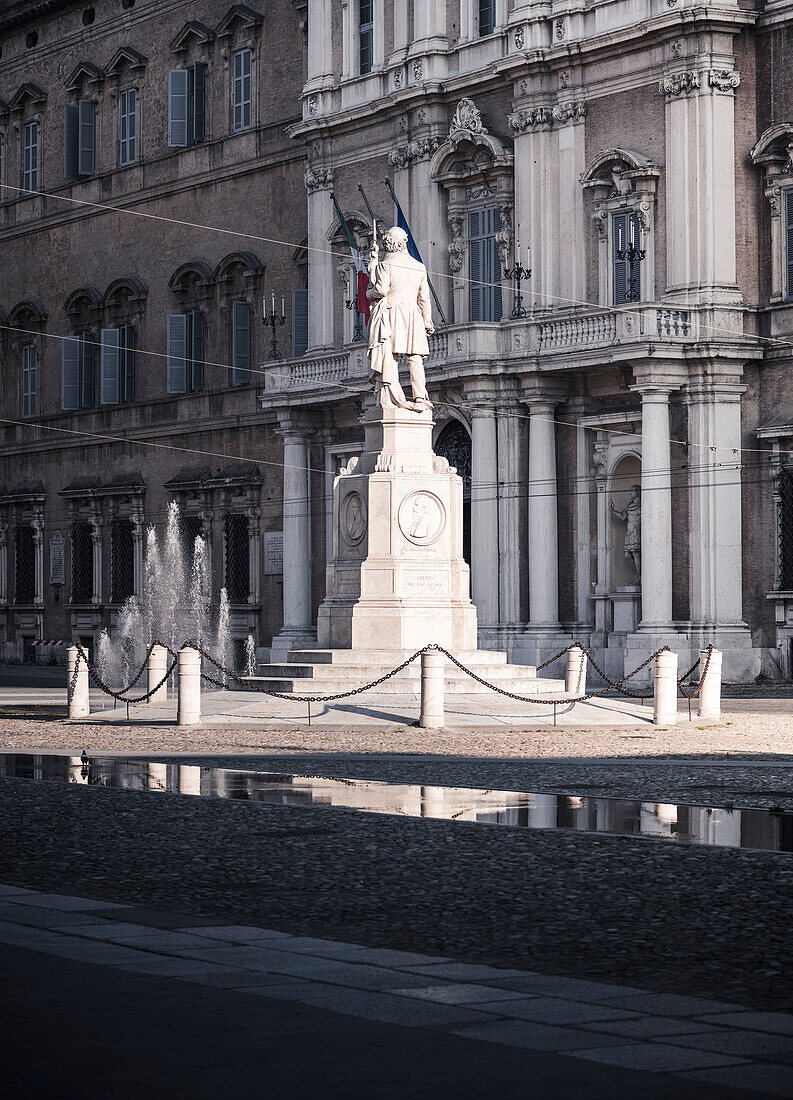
xmin=609 ymin=484 xmax=642 ymax=584
xmin=366 ymin=226 xmax=434 ymax=412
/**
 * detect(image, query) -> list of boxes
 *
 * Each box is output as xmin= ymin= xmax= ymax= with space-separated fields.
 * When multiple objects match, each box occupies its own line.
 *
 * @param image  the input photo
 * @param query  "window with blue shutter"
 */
xmin=168 ymin=70 xmax=189 ymax=148
xmin=190 ymin=63 xmax=206 ymax=144
xmin=233 ymin=50 xmax=252 ymax=131
xmin=232 ymin=300 xmax=251 ymax=384
xmin=612 ymin=212 xmax=642 ymax=305
xmin=79 ymin=332 xmax=95 ymax=408
xmin=121 ymin=323 xmax=136 ymax=401
xmin=22 ymin=122 xmax=38 ymax=192
xmin=468 ymin=207 xmax=502 ymax=322
xmin=360 ymin=0 xmax=374 ymax=74
xmin=101 ymin=328 xmax=121 ymax=405
xmin=79 ymin=100 xmax=95 ymax=176
xmin=62 ymin=336 xmax=80 ymax=411
xmin=167 ymin=314 xmax=188 ymax=392
xmin=187 ymin=310 xmax=204 ymax=391
xmin=21 ymin=344 xmax=37 ymax=418
xmin=786 ymin=190 xmax=793 ymax=301
xmin=119 ymin=88 xmax=136 ymax=166
xmin=479 ymin=0 xmax=496 ymax=35
xmin=292 ymin=289 xmax=309 ymax=357
xmin=65 ymin=102 xmax=95 ymax=179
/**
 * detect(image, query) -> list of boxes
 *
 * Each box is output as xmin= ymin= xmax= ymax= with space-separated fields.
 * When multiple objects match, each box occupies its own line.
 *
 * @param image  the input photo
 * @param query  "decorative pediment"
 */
xmin=8 ymin=298 xmax=47 ymax=325
xmin=327 ymin=209 xmax=371 ymax=247
xmin=9 ymin=83 xmax=47 ymax=111
xmin=215 ymin=4 xmax=263 ymax=37
xmin=0 ymin=98 xmax=9 ymax=118
xmin=750 ymin=124 xmax=793 ymax=171
xmin=104 ymin=46 xmax=148 ymax=78
xmin=104 ymin=276 xmax=148 ymax=305
xmin=64 ymin=62 xmax=104 ymax=93
xmin=581 ymin=148 xmax=661 ymax=197
xmin=429 ymin=119 xmax=511 ymax=184
xmin=169 ymin=261 xmax=215 ymax=290
xmin=170 ymin=20 xmax=215 ymax=52
xmin=64 ymin=286 xmax=104 ymax=316
xmin=215 ymin=251 xmax=264 ymax=281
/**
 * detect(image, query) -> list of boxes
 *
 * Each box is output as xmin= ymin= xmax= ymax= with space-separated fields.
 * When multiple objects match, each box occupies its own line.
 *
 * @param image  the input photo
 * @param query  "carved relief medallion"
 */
xmin=398 ymin=491 xmax=445 ymax=546
xmin=341 ymin=491 xmax=366 ymax=545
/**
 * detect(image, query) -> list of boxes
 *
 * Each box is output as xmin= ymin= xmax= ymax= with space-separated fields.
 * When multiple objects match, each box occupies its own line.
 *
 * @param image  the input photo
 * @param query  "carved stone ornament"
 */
xmin=554 ymin=18 xmax=565 ymax=40
xmin=304 ymin=167 xmax=334 ymax=192
xmin=708 ymin=69 xmax=741 ymax=93
xmin=553 ymin=100 xmax=587 ymax=125
xmin=508 ymin=106 xmax=553 ymax=133
xmin=448 ymin=215 xmax=466 ymax=273
xmin=767 ymin=186 xmax=782 ymax=217
xmin=341 ymin=491 xmax=366 ymax=546
xmin=340 ymin=455 xmax=359 ymax=476
xmin=514 ymin=27 xmax=524 ymax=49
xmin=494 ymin=202 xmax=514 ymax=271
xmin=398 ymin=491 xmax=445 ymax=545
xmin=412 ymin=59 xmax=423 ymax=80
xmin=388 ymin=136 xmax=443 ymax=168
xmin=659 ymin=71 xmax=700 ymax=97
xmin=449 ymin=97 xmax=487 ymax=137
xmin=307 ymin=95 xmax=318 ymax=116
xmin=394 ymin=69 xmax=403 ymax=89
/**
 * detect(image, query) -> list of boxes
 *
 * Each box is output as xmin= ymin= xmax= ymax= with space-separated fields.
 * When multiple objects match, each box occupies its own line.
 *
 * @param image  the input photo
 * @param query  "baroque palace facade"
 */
xmin=1 ymin=0 xmax=793 ymax=680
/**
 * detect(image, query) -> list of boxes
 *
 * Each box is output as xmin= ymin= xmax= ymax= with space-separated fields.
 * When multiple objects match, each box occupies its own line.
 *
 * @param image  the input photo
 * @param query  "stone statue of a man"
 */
xmin=609 ymin=484 xmax=641 ymax=584
xmin=366 ymin=226 xmax=434 ymax=412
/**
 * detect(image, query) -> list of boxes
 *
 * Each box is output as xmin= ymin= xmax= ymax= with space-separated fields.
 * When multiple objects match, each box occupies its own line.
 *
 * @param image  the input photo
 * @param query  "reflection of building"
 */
xmin=2 ymin=3 xmax=793 ymax=680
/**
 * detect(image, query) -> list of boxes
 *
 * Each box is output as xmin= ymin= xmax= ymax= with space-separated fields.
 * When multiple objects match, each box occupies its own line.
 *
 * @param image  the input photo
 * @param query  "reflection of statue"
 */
xmin=609 ymin=484 xmax=641 ymax=584
xmin=409 ymin=497 xmax=431 ymax=538
xmin=346 ymin=494 xmax=365 ymax=542
xmin=366 ymin=226 xmax=434 ymax=413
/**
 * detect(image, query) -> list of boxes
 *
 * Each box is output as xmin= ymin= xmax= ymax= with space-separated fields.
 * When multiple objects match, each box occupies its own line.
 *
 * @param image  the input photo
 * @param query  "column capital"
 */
xmin=629 ymin=383 xmax=677 ymax=402
xmin=520 ymin=378 xmax=567 ymax=412
xmin=275 ymin=410 xmax=316 ymax=440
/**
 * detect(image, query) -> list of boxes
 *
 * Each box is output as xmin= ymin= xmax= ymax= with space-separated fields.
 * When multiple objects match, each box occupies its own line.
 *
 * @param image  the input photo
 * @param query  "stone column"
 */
xmin=131 ymin=509 xmax=144 ymax=597
xmin=89 ymin=514 xmax=103 ymax=605
xmin=247 ymin=504 xmax=261 ymax=604
xmin=306 ymin=0 xmax=333 ymax=87
xmin=271 ymin=416 xmax=316 ymax=658
xmin=634 ymin=385 xmax=674 ymax=629
xmin=497 ymin=404 xmax=522 ymax=633
xmin=0 ymin=522 xmax=7 ymax=604
xmin=469 ymin=401 xmax=499 ymax=634
xmin=527 ymin=400 xmax=560 ymax=627
xmin=305 ymin=168 xmax=335 ymax=352
xmin=32 ymin=514 xmax=44 ymax=606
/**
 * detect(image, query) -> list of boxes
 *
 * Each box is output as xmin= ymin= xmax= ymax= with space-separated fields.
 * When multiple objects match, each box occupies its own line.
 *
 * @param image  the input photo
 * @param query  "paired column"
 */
xmin=497 ymin=406 xmax=522 ymax=629
xmin=527 ymin=400 xmax=560 ymax=627
xmin=273 ymin=415 xmax=315 ymax=657
xmin=470 ymin=405 xmax=499 ymax=630
xmin=635 ymin=385 xmax=674 ymax=629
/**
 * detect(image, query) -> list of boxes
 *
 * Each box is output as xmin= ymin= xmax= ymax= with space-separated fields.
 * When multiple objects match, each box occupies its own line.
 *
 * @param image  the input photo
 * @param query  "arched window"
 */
xmin=9 ymin=299 xmax=46 ymax=418
xmin=102 ymin=277 xmax=146 ymax=404
xmin=168 ymin=262 xmax=213 ymax=393
xmin=215 ymin=252 xmax=263 ymax=387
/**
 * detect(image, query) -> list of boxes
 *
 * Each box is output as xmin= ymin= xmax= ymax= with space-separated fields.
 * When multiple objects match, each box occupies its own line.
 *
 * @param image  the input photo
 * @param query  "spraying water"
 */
xmin=96 ymin=502 xmax=232 ymax=690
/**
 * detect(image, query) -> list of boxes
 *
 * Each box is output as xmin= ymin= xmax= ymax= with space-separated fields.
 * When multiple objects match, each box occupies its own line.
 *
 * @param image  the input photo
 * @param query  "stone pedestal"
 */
xmin=612 ymin=586 xmax=641 ymax=634
xmin=317 ymin=401 xmax=477 ymax=651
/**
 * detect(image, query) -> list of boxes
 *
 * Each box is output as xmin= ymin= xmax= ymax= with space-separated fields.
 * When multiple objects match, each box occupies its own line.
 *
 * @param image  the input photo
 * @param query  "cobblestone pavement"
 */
xmin=2 ymin=883 xmax=791 ymax=1098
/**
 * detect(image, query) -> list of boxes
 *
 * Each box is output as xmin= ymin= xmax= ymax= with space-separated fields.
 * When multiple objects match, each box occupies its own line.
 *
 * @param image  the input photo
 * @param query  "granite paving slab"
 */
xmin=450 ymin=1019 xmax=637 ymax=1052
xmin=566 ymin=1042 xmax=750 ymax=1072
xmin=678 ymin=1063 xmax=793 ymax=1098
xmin=694 ymin=1012 xmax=793 ymax=1036
xmin=580 ymin=1016 xmax=726 ymax=1038
xmin=666 ymin=1030 xmax=793 ymax=1058
xmin=468 ymin=996 xmax=641 ymax=1025
xmin=391 ymin=984 xmax=532 ymax=1005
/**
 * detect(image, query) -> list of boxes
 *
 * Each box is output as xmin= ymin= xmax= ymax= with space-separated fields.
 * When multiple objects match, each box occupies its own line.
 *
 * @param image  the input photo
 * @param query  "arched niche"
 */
xmin=609 ymin=453 xmax=641 ymax=589
xmin=434 ymin=417 xmax=472 ymax=565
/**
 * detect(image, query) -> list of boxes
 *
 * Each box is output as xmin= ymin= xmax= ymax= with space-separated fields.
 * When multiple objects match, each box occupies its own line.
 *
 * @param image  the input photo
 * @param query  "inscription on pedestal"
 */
xmin=402 ymin=570 xmax=447 ymax=597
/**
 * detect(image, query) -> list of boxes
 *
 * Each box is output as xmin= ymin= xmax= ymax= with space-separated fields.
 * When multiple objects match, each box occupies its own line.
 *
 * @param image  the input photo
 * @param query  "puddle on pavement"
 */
xmin=1 ymin=753 xmax=791 ymax=853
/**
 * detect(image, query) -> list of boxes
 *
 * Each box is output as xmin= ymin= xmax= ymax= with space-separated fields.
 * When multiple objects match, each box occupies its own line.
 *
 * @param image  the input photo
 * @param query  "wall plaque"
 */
xmin=49 ymin=530 xmax=65 ymax=584
xmin=264 ymin=530 xmax=284 ymax=575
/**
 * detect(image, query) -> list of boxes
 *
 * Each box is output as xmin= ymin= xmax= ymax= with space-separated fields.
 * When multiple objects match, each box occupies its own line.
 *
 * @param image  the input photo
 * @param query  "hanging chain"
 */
xmin=677 ymin=644 xmax=714 ymax=700
xmin=72 ymin=642 xmax=178 ymax=705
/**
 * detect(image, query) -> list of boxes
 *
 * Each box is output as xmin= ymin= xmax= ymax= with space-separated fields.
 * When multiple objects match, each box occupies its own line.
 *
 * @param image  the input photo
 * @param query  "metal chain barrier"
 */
xmin=73 ymin=642 xmax=178 ymax=705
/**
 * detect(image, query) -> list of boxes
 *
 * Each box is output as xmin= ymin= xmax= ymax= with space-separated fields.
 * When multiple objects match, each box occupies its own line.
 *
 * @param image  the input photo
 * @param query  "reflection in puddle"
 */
xmin=1 ymin=754 xmax=791 ymax=853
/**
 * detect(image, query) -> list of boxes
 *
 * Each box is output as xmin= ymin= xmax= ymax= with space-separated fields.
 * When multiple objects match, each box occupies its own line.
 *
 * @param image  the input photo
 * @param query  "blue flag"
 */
xmin=395 ymin=202 xmax=422 ymax=262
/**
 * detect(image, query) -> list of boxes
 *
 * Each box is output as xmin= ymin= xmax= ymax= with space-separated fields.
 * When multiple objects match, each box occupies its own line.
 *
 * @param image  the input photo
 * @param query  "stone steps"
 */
xmin=244 ymin=675 xmax=566 ymax=697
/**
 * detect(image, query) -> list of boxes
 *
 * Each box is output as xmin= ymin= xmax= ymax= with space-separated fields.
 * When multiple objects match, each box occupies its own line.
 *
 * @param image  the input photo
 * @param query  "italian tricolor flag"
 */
xmin=332 ymin=192 xmax=370 ymax=321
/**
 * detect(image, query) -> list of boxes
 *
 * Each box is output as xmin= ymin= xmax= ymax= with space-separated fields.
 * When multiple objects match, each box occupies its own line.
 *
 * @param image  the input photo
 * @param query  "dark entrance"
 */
xmin=434 ymin=420 xmax=471 ymax=565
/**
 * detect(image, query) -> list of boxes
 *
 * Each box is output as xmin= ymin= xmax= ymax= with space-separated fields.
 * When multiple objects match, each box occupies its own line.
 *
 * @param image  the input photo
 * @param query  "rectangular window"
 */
xmin=64 ymin=101 xmax=95 ymax=179
xmin=22 ymin=122 xmax=38 ymax=192
xmin=21 ymin=344 xmax=37 ymax=418
xmin=231 ymin=300 xmax=251 ymax=385
xmin=479 ymin=0 xmax=496 ymax=36
xmin=786 ymin=191 xmax=793 ymax=302
xmin=233 ymin=50 xmax=252 ymax=131
xmin=110 ymin=518 xmax=135 ymax=604
xmin=0 ymin=134 xmax=4 ymax=200
xmin=15 ymin=525 xmax=35 ymax=604
xmin=612 ymin=212 xmax=642 ymax=305
xmin=167 ymin=312 xmax=203 ymax=393
xmin=71 ymin=521 xmax=94 ymax=603
xmin=225 ymin=513 xmax=250 ymax=602
xmin=119 ymin=88 xmax=137 ymax=166
xmin=359 ymin=0 xmax=374 ymax=75
xmin=100 ymin=325 xmax=135 ymax=405
xmin=190 ymin=63 xmax=206 ymax=144
xmin=180 ymin=514 xmax=203 ymax=567
xmin=468 ymin=207 xmax=503 ymax=322
xmin=292 ymin=288 xmax=308 ymax=357
xmin=63 ymin=333 xmax=95 ymax=410
xmin=169 ymin=66 xmax=206 ymax=148
xmin=780 ymin=468 xmax=793 ymax=590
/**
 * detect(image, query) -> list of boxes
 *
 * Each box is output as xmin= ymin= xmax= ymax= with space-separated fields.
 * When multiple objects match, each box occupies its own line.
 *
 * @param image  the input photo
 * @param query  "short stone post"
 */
xmin=420 ymin=650 xmax=445 ymax=729
xmin=147 ymin=644 xmax=169 ymax=704
xmin=67 ymin=645 xmax=90 ymax=719
xmin=653 ymin=649 xmax=678 ymax=727
xmin=565 ymin=645 xmax=588 ymax=696
xmin=177 ymin=646 xmax=201 ymax=727
xmin=697 ymin=648 xmax=722 ymax=719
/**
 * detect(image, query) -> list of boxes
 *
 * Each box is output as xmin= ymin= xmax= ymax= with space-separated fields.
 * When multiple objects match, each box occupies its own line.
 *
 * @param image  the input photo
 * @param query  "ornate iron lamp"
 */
xmin=504 ymin=243 xmax=532 ymax=318
xmin=262 ymin=293 xmax=286 ymax=360
xmin=345 ymin=297 xmax=366 ymax=342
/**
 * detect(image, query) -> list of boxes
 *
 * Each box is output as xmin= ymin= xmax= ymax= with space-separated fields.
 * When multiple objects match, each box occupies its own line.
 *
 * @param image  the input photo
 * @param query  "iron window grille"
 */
xmin=14 ymin=525 xmax=35 ymax=603
xmin=110 ymin=518 xmax=135 ymax=603
xmin=780 ymin=467 xmax=793 ymax=590
xmin=181 ymin=513 xmax=203 ymax=567
xmin=224 ymin=513 xmax=250 ymax=602
xmin=71 ymin=521 xmax=94 ymax=603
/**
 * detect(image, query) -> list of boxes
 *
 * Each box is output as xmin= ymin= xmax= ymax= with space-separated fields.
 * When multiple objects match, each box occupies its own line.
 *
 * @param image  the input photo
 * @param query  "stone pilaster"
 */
xmin=468 ymin=390 xmax=500 ymax=635
xmin=632 ymin=383 xmax=675 ymax=630
xmin=271 ymin=412 xmax=316 ymax=659
xmin=304 ymin=167 xmax=335 ymax=352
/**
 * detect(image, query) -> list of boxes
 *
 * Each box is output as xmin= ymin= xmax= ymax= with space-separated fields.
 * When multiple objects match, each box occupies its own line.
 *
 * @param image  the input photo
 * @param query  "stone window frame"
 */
xmin=429 ymin=97 xmax=514 ymax=326
xmin=215 ymin=251 xmax=264 ymax=388
xmin=63 ymin=62 xmax=104 ymax=181
xmin=59 ymin=480 xmax=146 ymax=607
xmin=8 ymin=298 xmax=47 ymax=419
xmin=63 ymin=286 xmax=104 ymax=412
xmin=216 ymin=6 xmax=263 ymax=136
xmin=9 ymin=84 xmax=47 ymax=200
xmin=0 ymin=489 xmax=45 ymax=609
xmin=105 ymin=48 xmax=149 ymax=166
xmin=342 ymin=0 xmax=385 ymax=82
xmin=581 ymin=148 xmax=660 ymax=308
xmin=750 ymin=124 xmax=793 ymax=305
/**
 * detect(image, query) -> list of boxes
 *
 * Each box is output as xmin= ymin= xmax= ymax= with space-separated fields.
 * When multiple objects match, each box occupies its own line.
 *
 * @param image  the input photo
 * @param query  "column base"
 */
xmin=270 ymin=628 xmax=318 ymax=664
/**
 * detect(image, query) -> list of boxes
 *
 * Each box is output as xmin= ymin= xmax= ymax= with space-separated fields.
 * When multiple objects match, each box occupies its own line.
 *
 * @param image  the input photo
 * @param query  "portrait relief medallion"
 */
xmin=398 ymin=491 xmax=445 ymax=546
xmin=341 ymin=491 xmax=366 ymax=545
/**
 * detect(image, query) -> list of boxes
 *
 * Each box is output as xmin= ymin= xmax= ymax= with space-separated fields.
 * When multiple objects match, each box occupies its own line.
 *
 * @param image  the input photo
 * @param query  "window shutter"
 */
xmin=489 ymin=206 xmax=503 ymax=322
xmin=167 ymin=313 xmax=188 ymax=393
xmin=232 ymin=300 xmax=251 ymax=384
xmin=21 ymin=346 xmax=36 ymax=418
xmin=80 ymin=333 xmax=95 ymax=408
xmin=192 ymin=63 xmax=206 ymax=143
xmin=120 ymin=89 xmax=136 ymax=165
xmin=61 ymin=336 xmax=80 ymax=410
xmin=292 ymin=289 xmax=309 ymax=357
xmin=121 ymin=324 xmax=136 ymax=401
xmin=78 ymin=99 xmax=95 ymax=176
xmin=468 ymin=210 xmax=483 ymax=322
xmin=168 ymin=70 xmax=189 ymax=148
xmin=64 ymin=104 xmax=79 ymax=179
xmin=612 ymin=213 xmax=629 ymax=305
xmin=100 ymin=328 xmax=120 ymax=405
xmin=189 ymin=309 xmax=204 ymax=391
xmin=786 ymin=191 xmax=793 ymax=301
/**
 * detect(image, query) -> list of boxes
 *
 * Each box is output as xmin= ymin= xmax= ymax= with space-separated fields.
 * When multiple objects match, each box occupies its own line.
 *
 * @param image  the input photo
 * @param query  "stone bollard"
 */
xmin=147 ymin=644 xmax=169 ymax=705
xmin=420 ymin=650 xmax=445 ymax=729
xmin=565 ymin=645 xmax=588 ymax=696
xmin=653 ymin=649 xmax=679 ymax=727
xmin=697 ymin=648 xmax=723 ymax=719
xmin=67 ymin=646 xmax=90 ymax=719
xmin=177 ymin=646 xmax=201 ymax=727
